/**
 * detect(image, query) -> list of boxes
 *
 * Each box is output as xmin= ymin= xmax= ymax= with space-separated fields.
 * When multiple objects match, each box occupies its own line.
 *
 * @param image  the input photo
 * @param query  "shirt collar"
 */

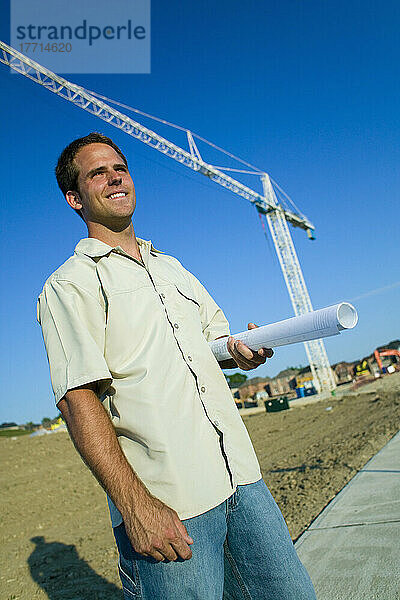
xmin=74 ymin=237 xmax=164 ymax=258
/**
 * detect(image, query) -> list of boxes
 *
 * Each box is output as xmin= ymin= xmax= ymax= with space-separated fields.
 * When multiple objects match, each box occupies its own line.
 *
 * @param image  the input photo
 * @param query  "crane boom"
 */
xmin=0 ymin=40 xmax=313 ymax=234
xmin=0 ymin=40 xmax=336 ymax=391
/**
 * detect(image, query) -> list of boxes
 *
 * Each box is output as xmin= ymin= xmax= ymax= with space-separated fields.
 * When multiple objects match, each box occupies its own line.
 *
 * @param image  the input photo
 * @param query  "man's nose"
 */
xmin=108 ymin=170 xmax=122 ymax=185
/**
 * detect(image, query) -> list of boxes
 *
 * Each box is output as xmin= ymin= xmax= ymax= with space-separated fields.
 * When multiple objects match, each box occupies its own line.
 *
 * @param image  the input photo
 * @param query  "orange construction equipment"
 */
xmin=374 ymin=348 xmax=400 ymax=373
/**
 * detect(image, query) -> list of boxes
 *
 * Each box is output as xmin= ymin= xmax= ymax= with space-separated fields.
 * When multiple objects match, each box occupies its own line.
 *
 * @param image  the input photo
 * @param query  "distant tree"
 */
xmin=41 ymin=417 xmax=52 ymax=428
xmin=225 ymin=373 xmax=248 ymax=388
xmin=25 ymin=421 xmax=35 ymax=431
xmin=377 ymin=340 xmax=400 ymax=351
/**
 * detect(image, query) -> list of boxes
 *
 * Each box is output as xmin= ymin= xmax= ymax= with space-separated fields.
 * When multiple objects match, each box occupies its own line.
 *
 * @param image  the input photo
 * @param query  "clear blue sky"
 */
xmin=1 ymin=1 xmax=399 ymax=423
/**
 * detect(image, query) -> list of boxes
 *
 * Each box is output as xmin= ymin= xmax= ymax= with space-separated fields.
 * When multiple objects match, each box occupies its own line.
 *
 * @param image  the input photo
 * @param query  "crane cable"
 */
xmin=83 ymin=86 xmax=264 ymax=174
xmin=80 ymin=85 xmax=307 ymax=220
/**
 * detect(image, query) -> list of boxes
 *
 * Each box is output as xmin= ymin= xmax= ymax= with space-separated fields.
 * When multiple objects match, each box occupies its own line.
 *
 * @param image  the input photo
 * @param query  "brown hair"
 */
xmin=55 ymin=132 xmax=129 ymax=222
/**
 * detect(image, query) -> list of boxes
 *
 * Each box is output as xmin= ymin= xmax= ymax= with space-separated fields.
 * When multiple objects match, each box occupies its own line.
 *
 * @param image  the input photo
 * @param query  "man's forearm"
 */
xmin=58 ymin=384 xmax=151 ymax=520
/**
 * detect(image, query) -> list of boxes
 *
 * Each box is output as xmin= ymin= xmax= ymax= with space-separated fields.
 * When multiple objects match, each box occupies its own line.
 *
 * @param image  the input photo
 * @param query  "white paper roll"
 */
xmin=209 ymin=302 xmax=358 ymax=362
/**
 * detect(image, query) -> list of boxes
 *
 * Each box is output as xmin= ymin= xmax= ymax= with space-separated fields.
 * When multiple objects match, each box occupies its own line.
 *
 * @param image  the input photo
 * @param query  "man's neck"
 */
xmin=86 ymin=221 xmax=142 ymax=262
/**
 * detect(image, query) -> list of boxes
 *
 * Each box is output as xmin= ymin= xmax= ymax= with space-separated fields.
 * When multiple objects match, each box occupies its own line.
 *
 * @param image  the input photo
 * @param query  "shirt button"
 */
xmin=174 ymin=323 xmax=179 ymax=329
xmin=160 ymin=293 xmax=165 ymax=299
xmin=201 ymin=386 xmax=206 ymax=393
xmin=214 ymin=420 xmax=220 ymax=427
xmin=188 ymin=355 xmax=193 ymax=361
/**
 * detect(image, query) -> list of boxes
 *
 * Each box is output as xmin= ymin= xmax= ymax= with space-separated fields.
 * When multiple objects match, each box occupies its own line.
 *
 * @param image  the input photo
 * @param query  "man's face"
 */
xmin=71 ymin=143 xmax=136 ymax=225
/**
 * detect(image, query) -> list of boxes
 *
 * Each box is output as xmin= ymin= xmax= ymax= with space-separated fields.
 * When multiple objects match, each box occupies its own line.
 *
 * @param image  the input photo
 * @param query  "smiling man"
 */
xmin=37 ymin=132 xmax=316 ymax=599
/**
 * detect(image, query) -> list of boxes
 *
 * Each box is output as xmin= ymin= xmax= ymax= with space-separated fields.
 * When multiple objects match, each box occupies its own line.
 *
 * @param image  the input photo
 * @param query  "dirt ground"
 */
xmin=1 ymin=372 xmax=399 ymax=600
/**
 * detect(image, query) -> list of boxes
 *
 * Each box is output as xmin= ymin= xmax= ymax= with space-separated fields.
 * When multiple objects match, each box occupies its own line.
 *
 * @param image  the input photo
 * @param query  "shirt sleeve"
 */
xmin=182 ymin=268 xmax=231 ymax=342
xmin=37 ymin=277 xmax=113 ymax=405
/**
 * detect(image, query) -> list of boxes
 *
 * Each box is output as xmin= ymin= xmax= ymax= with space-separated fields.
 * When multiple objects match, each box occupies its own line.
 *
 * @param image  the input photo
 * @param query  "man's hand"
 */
xmin=123 ymin=493 xmax=193 ymax=562
xmin=226 ymin=323 xmax=274 ymax=371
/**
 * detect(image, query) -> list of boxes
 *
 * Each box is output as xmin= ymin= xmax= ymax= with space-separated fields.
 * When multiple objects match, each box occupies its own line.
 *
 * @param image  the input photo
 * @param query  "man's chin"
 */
xmin=89 ymin=211 xmax=134 ymax=230
xmin=108 ymin=204 xmax=135 ymax=219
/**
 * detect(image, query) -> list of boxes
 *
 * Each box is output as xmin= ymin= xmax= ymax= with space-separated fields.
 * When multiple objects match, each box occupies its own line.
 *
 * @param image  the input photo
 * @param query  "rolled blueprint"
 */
xmin=209 ymin=302 xmax=358 ymax=362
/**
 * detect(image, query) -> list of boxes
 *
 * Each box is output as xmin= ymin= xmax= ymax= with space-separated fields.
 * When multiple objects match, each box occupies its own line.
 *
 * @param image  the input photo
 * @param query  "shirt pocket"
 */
xmin=173 ymin=283 xmax=203 ymax=334
xmin=105 ymin=285 xmax=166 ymax=375
xmin=174 ymin=284 xmax=200 ymax=308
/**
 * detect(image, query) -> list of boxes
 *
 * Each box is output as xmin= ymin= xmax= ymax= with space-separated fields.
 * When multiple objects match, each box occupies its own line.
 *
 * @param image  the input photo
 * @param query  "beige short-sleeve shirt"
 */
xmin=37 ymin=237 xmax=261 ymax=525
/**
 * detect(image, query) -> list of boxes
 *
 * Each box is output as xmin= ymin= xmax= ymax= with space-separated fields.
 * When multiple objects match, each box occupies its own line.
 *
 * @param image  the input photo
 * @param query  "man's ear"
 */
xmin=65 ymin=190 xmax=83 ymax=212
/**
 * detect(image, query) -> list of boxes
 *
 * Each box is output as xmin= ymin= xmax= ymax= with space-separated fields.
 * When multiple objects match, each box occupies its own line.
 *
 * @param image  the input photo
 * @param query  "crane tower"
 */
xmin=0 ymin=40 xmax=336 ymax=392
xmin=261 ymin=175 xmax=336 ymax=391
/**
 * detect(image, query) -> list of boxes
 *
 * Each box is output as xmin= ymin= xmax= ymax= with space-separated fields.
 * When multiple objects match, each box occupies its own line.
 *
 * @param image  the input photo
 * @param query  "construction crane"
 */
xmin=0 ymin=40 xmax=336 ymax=392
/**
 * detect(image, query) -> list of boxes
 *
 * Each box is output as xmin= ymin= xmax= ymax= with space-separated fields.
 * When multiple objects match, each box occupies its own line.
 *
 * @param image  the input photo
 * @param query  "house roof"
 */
xmin=238 ymin=376 xmax=269 ymax=388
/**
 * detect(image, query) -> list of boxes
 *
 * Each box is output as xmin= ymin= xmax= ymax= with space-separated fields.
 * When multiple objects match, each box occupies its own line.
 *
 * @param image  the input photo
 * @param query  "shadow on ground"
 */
xmin=268 ymin=460 xmax=325 ymax=474
xmin=28 ymin=536 xmax=122 ymax=600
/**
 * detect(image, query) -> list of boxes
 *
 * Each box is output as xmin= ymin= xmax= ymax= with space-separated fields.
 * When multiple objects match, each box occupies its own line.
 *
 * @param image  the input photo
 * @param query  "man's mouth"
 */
xmin=107 ymin=191 xmax=128 ymax=199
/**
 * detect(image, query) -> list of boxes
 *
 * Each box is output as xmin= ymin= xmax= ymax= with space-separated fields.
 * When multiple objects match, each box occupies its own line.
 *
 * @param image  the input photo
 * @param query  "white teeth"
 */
xmin=109 ymin=192 xmax=126 ymax=199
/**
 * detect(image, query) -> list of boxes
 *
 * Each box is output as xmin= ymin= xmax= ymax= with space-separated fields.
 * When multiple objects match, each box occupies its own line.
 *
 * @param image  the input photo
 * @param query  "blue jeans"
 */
xmin=113 ymin=478 xmax=316 ymax=599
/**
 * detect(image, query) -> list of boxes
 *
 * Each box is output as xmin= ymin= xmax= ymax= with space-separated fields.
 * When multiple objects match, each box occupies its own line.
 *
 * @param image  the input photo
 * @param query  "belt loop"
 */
xmin=227 ymin=487 xmax=238 ymax=513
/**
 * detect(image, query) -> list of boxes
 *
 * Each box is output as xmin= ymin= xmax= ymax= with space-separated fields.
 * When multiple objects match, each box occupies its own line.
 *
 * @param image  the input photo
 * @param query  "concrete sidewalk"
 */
xmin=295 ymin=431 xmax=400 ymax=600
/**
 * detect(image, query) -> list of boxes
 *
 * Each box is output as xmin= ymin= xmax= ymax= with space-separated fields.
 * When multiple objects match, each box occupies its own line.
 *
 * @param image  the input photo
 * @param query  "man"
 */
xmin=37 ymin=132 xmax=316 ymax=599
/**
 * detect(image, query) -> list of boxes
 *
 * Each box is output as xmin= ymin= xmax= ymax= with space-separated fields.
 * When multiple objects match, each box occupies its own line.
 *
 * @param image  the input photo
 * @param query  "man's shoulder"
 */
xmin=156 ymin=250 xmax=184 ymax=270
xmin=39 ymin=251 xmax=99 ymax=295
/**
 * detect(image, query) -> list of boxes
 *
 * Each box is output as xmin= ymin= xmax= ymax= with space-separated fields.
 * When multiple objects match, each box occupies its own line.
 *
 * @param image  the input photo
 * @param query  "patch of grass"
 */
xmin=0 ymin=429 xmax=31 ymax=437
